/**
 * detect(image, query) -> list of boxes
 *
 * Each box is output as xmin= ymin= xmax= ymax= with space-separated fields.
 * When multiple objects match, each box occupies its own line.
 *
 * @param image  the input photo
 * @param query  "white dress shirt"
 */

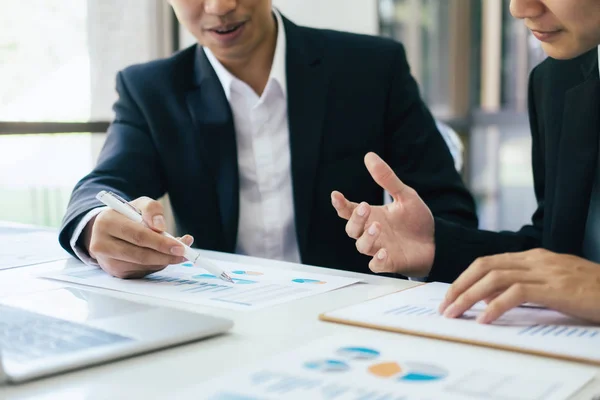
xmin=71 ymin=10 xmax=300 ymax=265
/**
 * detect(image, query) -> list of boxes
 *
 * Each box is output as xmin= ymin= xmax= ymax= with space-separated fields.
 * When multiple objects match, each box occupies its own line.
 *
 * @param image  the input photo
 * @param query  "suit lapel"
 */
xmin=284 ymin=17 xmax=330 ymax=258
xmin=549 ymin=52 xmax=600 ymax=254
xmin=185 ymin=47 xmax=239 ymax=252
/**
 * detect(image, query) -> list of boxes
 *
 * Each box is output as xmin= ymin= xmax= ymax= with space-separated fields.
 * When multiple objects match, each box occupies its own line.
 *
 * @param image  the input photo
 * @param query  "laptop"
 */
xmin=0 ymin=287 xmax=233 ymax=384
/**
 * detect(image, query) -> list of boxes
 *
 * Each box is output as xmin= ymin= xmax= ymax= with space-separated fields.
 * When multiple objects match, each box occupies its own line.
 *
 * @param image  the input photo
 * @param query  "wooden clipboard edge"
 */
xmin=319 ymin=303 xmax=600 ymax=367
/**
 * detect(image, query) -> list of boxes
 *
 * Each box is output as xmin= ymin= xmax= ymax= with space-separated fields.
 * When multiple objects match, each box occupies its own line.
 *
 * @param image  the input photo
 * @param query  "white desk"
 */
xmin=0 ymin=251 xmax=599 ymax=400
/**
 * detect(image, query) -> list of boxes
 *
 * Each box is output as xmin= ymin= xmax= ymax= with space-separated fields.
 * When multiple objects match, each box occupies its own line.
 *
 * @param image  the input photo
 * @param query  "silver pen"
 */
xmin=96 ymin=190 xmax=234 ymax=283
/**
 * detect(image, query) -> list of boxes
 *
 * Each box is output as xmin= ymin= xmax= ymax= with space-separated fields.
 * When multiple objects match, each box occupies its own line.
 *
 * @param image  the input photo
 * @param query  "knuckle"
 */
xmin=144 ymin=200 xmax=164 ymax=215
xmin=473 ymin=257 xmax=490 ymax=272
xmin=95 ymin=209 xmax=111 ymax=224
xmin=369 ymin=260 xmax=383 ymax=273
xmin=456 ymin=293 xmax=473 ymax=306
xmin=129 ymin=229 xmax=147 ymax=247
xmin=527 ymin=248 xmax=545 ymax=258
xmin=405 ymin=186 xmax=418 ymax=198
xmin=345 ymin=221 xmax=358 ymax=238
xmin=355 ymin=236 xmax=366 ymax=251
xmin=355 ymin=239 xmax=363 ymax=253
xmin=132 ymin=196 xmax=151 ymax=207
xmin=89 ymin=241 xmax=102 ymax=257
xmin=511 ymin=283 xmax=528 ymax=300
xmin=487 ymin=270 xmax=504 ymax=283
xmin=445 ymin=287 xmax=457 ymax=300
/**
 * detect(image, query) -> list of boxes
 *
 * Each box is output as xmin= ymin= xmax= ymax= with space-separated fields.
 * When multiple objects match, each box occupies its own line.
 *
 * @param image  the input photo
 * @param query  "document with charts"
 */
xmin=44 ymin=260 xmax=360 ymax=310
xmin=181 ymin=331 xmax=595 ymax=400
xmin=321 ymin=282 xmax=600 ymax=364
xmin=0 ymin=229 xmax=69 ymax=270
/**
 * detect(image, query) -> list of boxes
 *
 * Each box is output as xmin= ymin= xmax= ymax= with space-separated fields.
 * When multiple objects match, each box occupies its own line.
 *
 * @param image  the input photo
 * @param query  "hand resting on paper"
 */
xmin=82 ymin=196 xmax=194 ymax=279
xmin=438 ymin=249 xmax=600 ymax=324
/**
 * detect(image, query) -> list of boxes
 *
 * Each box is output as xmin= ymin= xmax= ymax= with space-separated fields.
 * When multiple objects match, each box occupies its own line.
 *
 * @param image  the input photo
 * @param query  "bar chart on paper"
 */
xmin=44 ymin=260 xmax=359 ymax=310
xmin=321 ymin=282 xmax=600 ymax=364
xmin=188 ymin=332 xmax=595 ymax=400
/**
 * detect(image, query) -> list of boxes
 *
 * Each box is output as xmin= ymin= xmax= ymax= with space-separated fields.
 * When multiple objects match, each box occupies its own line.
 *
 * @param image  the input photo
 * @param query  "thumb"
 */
xmin=132 ymin=196 xmax=166 ymax=232
xmin=364 ymin=152 xmax=407 ymax=201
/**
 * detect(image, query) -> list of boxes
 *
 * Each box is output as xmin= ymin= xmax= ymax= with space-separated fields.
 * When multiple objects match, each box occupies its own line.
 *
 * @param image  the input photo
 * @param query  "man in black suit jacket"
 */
xmin=333 ymin=0 xmax=600 ymax=324
xmin=59 ymin=0 xmax=476 ymax=279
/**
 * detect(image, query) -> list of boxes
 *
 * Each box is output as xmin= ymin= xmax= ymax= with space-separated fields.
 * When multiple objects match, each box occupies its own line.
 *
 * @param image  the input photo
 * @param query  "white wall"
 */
xmin=180 ymin=0 xmax=379 ymax=48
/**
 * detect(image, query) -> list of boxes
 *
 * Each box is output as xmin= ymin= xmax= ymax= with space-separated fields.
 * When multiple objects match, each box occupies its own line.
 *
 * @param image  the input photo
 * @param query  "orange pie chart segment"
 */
xmin=368 ymin=362 xmax=402 ymax=378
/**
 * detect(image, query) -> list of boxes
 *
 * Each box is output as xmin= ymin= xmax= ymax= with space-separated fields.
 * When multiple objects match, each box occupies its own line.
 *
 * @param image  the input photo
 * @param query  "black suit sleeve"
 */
xmin=428 ymin=66 xmax=544 ymax=283
xmin=383 ymin=44 xmax=478 ymax=228
xmin=58 ymin=71 xmax=167 ymax=255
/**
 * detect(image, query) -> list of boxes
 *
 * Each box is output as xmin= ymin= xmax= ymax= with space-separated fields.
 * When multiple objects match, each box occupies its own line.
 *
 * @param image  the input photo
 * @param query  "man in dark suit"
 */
xmin=59 ymin=0 xmax=477 ymax=279
xmin=333 ymin=0 xmax=600 ymax=324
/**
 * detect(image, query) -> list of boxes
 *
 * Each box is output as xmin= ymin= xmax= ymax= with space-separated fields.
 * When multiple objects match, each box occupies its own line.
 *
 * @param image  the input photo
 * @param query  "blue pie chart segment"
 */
xmin=336 ymin=347 xmax=380 ymax=360
xmin=304 ymin=359 xmax=350 ymax=372
xmin=399 ymin=362 xmax=448 ymax=382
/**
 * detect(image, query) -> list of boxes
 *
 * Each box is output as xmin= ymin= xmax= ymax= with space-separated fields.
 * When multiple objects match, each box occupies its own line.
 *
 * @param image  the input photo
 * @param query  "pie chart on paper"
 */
xmin=368 ymin=361 xmax=448 ymax=382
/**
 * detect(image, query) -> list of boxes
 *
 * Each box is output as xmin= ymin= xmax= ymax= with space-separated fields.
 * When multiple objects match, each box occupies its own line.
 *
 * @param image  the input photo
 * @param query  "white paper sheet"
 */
xmin=323 ymin=282 xmax=600 ymax=364
xmin=184 ymin=331 xmax=595 ymax=400
xmin=0 ymin=229 xmax=69 ymax=270
xmin=44 ymin=260 xmax=360 ymax=310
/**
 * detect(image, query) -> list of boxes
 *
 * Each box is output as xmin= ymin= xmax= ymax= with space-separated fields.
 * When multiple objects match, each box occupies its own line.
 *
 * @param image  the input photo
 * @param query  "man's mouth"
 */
xmin=210 ymin=21 xmax=245 ymax=35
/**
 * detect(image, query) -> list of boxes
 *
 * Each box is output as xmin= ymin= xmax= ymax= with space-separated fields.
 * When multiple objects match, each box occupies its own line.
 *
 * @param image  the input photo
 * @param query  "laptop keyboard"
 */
xmin=0 ymin=304 xmax=132 ymax=363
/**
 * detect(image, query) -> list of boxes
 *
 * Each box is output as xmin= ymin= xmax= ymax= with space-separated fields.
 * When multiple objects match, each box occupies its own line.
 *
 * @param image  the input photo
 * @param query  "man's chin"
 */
xmin=541 ymin=42 xmax=596 ymax=61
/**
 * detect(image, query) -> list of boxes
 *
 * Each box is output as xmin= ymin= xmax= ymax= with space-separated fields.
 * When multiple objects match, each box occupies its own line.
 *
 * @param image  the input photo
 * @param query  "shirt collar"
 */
xmin=203 ymin=9 xmax=287 ymax=100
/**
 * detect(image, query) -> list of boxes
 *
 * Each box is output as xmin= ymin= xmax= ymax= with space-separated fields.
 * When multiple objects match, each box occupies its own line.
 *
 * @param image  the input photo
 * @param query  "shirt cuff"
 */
xmin=69 ymin=207 xmax=108 ymax=266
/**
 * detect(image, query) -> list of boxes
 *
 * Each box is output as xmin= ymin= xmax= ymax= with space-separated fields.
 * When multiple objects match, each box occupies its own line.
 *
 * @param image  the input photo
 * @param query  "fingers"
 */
xmin=442 ymin=270 xmax=541 ymax=319
xmin=478 ymin=284 xmax=538 ymax=324
xmin=178 ymin=235 xmax=194 ymax=247
xmin=354 ymin=221 xmax=393 ymax=274
xmin=364 ymin=153 xmax=407 ymax=201
xmin=131 ymin=197 xmax=166 ymax=232
xmin=439 ymin=253 xmax=527 ymax=314
xmin=331 ymin=191 xmax=359 ymax=220
xmin=93 ymin=237 xmax=184 ymax=267
xmin=345 ymin=202 xmax=371 ymax=239
xmin=355 ymin=222 xmax=381 ymax=256
xmin=369 ymin=248 xmax=390 ymax=273
xmin=98 ymin=258 xmax=167 ymax=279
xmin=96 ymin=213 xmax=185 ymax=257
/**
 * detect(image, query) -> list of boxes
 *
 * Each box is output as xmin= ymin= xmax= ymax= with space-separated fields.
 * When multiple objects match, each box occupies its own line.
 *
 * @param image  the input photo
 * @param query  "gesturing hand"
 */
xmin=331 ymin=152 xmax=435 ymax=278
xmin=439 ymin=249 xmax=600 ymax=324
xmin=83 ymin=196 xmax=194 ymax=279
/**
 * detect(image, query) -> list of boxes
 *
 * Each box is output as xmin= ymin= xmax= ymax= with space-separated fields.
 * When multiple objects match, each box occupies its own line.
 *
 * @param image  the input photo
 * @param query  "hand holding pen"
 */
xmin=81 ymin=191 xmax=233 ymax=282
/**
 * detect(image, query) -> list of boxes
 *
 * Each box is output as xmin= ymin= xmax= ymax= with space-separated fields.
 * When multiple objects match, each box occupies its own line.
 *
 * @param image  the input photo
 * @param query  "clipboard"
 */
xmin=319 ymin=283 xmax=600 ymax=366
